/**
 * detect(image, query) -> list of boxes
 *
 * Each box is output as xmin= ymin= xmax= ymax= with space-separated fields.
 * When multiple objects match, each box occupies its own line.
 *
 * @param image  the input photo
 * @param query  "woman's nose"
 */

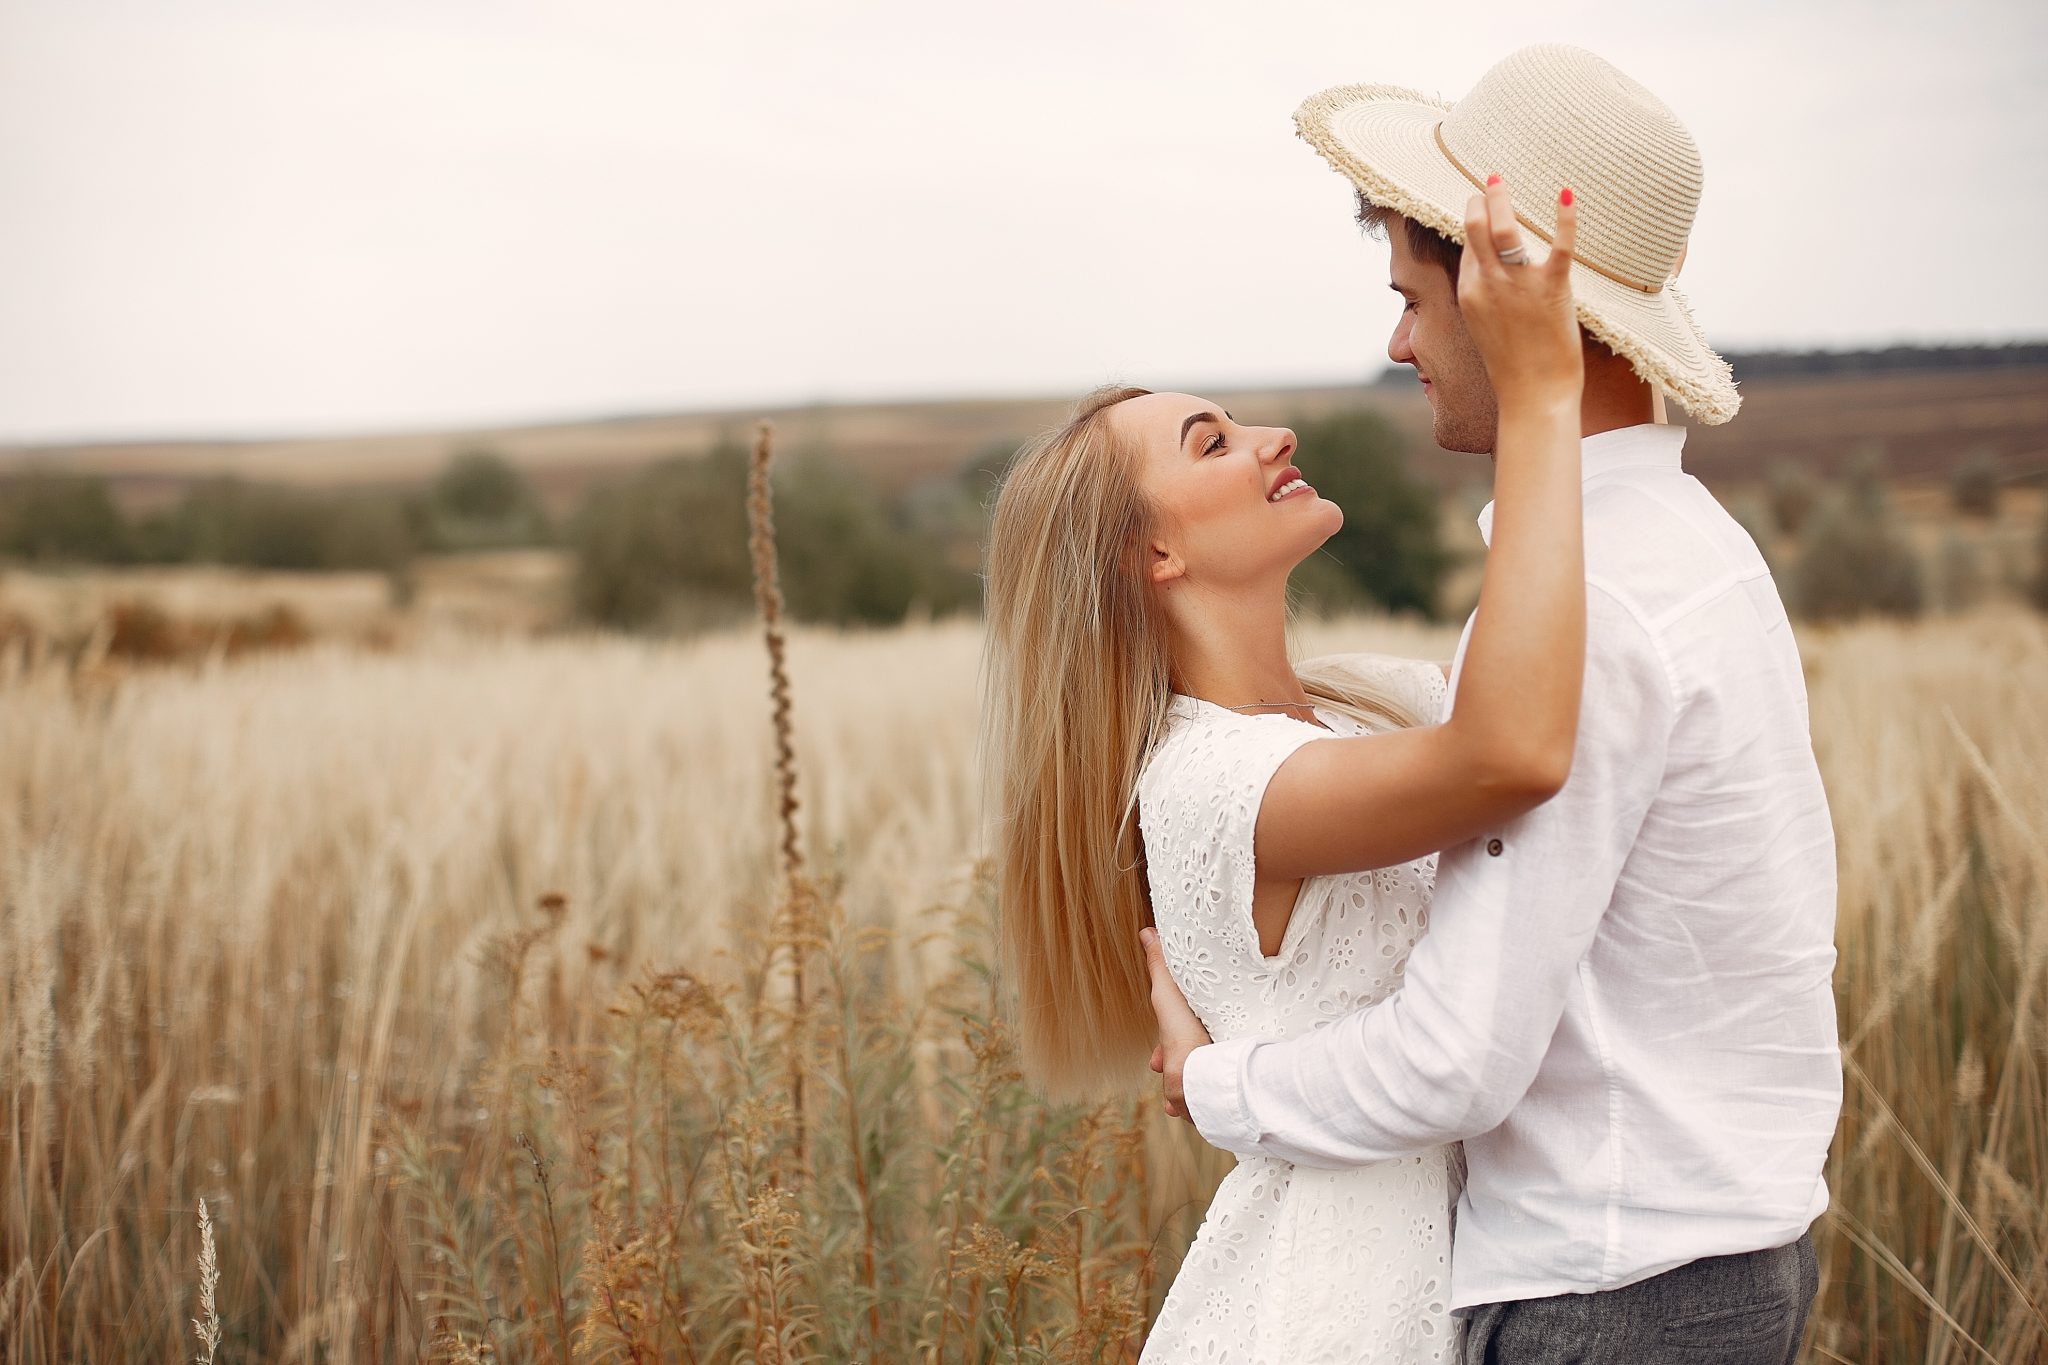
xmin=1261 ymin=428 xmax=1296 ymax=463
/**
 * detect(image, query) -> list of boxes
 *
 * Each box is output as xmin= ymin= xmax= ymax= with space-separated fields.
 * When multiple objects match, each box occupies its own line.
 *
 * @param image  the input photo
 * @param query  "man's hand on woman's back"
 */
xmin=1140 ymin=926 xmax=1211 ymax=1123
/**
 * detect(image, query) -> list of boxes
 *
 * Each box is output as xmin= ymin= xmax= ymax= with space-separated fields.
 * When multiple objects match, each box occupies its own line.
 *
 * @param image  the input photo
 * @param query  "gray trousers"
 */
xmin=1463 ymin=1231 xmax=1818 ymax=1364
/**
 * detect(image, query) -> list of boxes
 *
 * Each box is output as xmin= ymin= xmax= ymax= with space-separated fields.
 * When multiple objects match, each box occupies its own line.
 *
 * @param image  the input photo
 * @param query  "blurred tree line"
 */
xmin=0 ymin=447 xmax=548 ymax=573
xmin=0 ymin=410 xmax=1457 ymax=629
xmin=9 ymin=410 xmax=2045 ymax=630
xmin=566 ymin=407 xmax=1452 ymax=629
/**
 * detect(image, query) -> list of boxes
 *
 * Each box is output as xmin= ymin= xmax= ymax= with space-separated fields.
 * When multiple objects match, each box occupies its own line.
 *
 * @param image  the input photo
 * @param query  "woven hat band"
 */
xmin=1430 ymin=122 xmax=1663 ymax=296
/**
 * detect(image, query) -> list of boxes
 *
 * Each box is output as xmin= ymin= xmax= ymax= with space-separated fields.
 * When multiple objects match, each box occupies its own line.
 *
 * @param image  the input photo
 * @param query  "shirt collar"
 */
xmin=1475 ymin=422 xmax=1687 ymax=546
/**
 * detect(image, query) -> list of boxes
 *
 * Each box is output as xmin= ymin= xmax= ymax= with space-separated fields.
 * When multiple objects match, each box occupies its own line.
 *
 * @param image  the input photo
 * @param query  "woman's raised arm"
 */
xmin=1256 ymin=176 xmax=1586 ymax=879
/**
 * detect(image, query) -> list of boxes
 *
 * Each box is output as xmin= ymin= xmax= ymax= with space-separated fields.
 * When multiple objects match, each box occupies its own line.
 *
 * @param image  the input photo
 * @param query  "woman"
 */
xmin=982 ymin=179 xmax=1583 ymax=1360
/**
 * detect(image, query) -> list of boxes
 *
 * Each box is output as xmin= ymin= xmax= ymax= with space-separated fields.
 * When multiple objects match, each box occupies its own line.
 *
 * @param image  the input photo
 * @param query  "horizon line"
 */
xmin=4 ymin=336 xmax=2044 ymax=454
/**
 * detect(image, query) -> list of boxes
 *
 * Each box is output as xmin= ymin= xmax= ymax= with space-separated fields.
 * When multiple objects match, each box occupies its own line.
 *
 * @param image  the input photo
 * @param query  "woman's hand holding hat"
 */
xmin=1456 ymin=176 xmax=1583 ymax=410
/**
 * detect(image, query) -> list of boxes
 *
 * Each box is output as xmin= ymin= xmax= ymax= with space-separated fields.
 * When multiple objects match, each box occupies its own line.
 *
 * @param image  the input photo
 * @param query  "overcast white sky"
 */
xmin=2 ymin=0 xmax=2043 ymax=443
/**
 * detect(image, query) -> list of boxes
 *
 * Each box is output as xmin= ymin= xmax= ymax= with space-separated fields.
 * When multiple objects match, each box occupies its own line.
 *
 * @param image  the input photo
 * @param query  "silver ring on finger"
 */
xmin=1497 ymin=243 xmax=1530 ymax=266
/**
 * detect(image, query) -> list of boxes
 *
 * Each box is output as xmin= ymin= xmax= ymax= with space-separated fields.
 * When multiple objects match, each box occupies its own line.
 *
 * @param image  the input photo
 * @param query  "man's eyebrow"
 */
xmin=1178 ymin=411 xmax=1223 ymax=446
xmin=1388 ymin=280 xmax=1414 ymax=295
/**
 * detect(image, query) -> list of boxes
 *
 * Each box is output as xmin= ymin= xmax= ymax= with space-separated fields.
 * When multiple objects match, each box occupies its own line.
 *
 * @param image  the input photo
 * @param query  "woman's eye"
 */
xmin=1204 ymin=432 xmax=1225 ymax=456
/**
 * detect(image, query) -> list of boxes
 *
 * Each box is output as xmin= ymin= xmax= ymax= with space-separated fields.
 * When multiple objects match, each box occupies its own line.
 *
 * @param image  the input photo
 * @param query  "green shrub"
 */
xmin=570 ymin=442 xmax=754 ymax=628
xmin=570 ymin=445 xmax=975 ymax=631
xmin=147 ymin=478 xmax=421 ymax=571
xmin=0 ymin=473 xmax=131 ymax=563
xmin=777 ymin=459 xmax=979 ymax=622
xmin=1948 ymin=451 xmax=2001 ymax=519
xmin=1766 ymin=465 xmax=1822 ymax=538
xmin=428 ymin=448 xmax=549 ymax=549
xmin=1285 ymin=409 xmax=1447 ymax=617
xmin=1793 ymin=468 xmax=1925 ymax=622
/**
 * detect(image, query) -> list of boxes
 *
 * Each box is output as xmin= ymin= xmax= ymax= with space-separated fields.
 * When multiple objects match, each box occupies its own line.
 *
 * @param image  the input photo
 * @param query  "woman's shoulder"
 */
xmin=1139 ymin=699 xmax=1328 ymax=811
xmin=1149 ymin=695 xmax=1322 ymax=755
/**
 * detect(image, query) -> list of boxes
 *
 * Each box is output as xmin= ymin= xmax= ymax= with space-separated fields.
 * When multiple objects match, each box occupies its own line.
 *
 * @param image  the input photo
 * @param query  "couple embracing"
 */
xmin=981 ymin=43 xmax=1841 ymax=1365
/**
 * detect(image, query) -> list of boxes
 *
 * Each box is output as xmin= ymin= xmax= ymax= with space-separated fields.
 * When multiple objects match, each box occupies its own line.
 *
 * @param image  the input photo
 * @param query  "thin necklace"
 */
xmin=1219 ymin=699 xmax=1317 ymax=715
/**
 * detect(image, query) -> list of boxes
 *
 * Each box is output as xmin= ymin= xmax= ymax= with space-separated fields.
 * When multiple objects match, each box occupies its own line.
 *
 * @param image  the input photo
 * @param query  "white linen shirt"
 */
xmin=1182 ymin=421 xmax=1842 ymax=1312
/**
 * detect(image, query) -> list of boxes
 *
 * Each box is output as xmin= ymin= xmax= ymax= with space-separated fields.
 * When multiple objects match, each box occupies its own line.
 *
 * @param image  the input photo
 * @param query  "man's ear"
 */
xmin=1148 ymin=539 xmax=1185 ymax=586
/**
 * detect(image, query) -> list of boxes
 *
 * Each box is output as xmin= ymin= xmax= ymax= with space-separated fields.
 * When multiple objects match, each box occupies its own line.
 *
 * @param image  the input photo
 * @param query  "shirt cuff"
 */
xmin=1182 ymin=1035 xmax=1267 ymax=1155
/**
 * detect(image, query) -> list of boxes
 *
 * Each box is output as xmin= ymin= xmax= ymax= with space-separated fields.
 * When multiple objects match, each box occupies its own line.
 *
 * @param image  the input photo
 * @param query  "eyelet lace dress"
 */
xmin=1137 ymin=654 xmax=1462 ymax=1364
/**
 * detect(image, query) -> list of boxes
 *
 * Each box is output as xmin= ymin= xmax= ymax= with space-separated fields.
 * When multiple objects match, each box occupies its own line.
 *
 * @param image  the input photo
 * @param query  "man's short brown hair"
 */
xmin=1357 ymin=191 xmax=1462 ymax=285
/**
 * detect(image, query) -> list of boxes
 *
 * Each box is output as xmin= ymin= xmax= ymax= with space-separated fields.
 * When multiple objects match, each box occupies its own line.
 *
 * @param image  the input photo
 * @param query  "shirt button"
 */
xmin=1486 ymin=838 xmax=1504 ymax=857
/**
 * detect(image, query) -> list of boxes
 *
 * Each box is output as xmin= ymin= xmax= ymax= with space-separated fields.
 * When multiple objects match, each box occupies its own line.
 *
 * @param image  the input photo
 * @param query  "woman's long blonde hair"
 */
xmin=982 ymin=385 xmax=1426 ymax=1099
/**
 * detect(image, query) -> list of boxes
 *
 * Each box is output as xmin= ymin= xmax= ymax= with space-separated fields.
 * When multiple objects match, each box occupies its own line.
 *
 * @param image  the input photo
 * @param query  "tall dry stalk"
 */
xmin=747 ymin=418 xmax=812 ymax=1177
xmin=747 ymin=420 xmax=806 ymax=892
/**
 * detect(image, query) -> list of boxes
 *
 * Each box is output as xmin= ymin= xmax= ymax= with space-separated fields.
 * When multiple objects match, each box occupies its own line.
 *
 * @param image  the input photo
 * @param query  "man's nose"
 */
xmin=1388 ymin=317 xmax=1415 ymax=365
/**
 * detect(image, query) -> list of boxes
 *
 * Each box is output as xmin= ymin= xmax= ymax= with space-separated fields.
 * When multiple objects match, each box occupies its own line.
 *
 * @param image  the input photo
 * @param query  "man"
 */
xmin=1141 ymin=43 xmax=1841 ymax=1362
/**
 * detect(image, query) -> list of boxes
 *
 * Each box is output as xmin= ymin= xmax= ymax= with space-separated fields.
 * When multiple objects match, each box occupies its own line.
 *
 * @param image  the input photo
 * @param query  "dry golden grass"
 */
xmin=0 ymin=550 xmax=573 ymax=650
xmin=1 ymin=606 xmax=2043 ymax=1361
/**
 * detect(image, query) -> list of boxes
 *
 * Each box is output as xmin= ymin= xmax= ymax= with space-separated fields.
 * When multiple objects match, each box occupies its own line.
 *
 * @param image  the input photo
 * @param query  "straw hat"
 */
xmin=1296 ymin=44 xmax=1739 ymax=424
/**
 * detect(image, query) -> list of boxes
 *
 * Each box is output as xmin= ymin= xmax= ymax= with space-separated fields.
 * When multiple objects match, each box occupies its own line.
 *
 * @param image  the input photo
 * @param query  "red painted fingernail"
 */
xmin=1560 ymin=187 xmax=1573 ymax=205
xmin=1486 ymin=174 xmax=1501 ymax=186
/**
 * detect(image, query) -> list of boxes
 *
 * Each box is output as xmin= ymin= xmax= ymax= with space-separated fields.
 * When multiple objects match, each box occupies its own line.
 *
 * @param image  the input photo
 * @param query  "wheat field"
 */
xmin=2 ymin=607 xmax=2044 ymax=1362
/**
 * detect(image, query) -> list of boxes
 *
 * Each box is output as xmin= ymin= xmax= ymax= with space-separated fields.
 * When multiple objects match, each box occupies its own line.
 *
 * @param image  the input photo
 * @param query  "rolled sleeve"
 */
xmin=1183 ymin=1036 xmax=1264 ymax=1154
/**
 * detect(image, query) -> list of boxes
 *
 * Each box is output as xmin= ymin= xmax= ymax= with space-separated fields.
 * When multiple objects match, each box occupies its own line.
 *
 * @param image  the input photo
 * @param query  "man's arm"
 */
xmin=1166 ymin=587 xmax=1675 ymax=1167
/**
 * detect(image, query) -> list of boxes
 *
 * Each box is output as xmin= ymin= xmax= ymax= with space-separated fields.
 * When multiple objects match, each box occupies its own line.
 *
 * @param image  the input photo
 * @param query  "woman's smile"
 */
xmin=1268 ymin=470 xmax=1315 ymax=503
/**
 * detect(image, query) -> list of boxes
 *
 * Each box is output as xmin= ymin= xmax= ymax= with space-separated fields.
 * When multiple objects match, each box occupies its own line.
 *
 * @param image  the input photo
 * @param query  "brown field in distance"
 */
xmin=5 ymin=363 xmax=2042 ymax=514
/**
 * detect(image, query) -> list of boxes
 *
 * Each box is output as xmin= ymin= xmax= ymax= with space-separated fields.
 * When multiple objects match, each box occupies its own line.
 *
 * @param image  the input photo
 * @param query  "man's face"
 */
xmin=1386 ymin=227 xmax=1497 ymax=456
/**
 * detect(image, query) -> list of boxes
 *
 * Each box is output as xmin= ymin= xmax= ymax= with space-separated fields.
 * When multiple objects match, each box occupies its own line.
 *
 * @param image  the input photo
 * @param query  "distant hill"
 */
xmin=3 ymin=342 xmax=2043 ymax=510
xmin=1684 ymin=358 xmax=2047 ymax=488
xmin=1698 ymin=340 xmax=2048 ymax=380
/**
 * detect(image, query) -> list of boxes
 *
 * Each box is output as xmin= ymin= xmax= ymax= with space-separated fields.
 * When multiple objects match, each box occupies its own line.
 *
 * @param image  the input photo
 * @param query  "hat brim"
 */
xmin=1296 ymin=83 xmax=1741 ymax=425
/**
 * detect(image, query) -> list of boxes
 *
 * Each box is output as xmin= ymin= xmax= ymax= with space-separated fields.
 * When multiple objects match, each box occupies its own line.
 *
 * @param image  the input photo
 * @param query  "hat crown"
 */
xmin=1441 ymin=44 xmax=1702 ymax=292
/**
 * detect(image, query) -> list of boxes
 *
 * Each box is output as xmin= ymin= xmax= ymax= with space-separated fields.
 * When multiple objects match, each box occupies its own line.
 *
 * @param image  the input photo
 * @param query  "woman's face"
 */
xmin=1113 ymin=391 xmax=1343 ymax=593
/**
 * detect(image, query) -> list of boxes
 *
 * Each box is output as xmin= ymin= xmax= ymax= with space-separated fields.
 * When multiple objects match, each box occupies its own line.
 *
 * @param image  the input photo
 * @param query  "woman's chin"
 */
xmin=1287 ymin=507 xmax=1344 ymax=564
xmin=1306 ymin=497 xmax=1344 ymax=538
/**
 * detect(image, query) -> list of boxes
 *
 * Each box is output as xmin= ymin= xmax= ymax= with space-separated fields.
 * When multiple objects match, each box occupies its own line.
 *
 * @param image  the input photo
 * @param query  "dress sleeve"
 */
xmin=1139 ymin=713 xmax=1326 ymax=966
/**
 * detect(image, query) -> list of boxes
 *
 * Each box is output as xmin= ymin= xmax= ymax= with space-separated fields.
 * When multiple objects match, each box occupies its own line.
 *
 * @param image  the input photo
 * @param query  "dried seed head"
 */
xmin=1953 ymin=1042 xmax=1985 ymax=1107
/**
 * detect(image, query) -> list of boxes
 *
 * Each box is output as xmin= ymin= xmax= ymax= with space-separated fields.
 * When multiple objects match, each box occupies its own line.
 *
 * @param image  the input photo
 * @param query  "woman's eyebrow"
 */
xmin=1178 ymin=411 xmax=1223 ymax=446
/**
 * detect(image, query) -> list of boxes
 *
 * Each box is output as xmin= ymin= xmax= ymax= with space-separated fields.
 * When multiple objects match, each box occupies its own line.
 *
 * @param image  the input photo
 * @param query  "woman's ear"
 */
xmin=1148 ymin=539 xmax=1185 ymax=586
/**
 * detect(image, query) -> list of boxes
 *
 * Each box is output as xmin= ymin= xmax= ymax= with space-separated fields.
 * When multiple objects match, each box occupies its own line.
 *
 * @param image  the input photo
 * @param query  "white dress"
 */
xmin=1137 ymin=653 xmax=1462 ymax=1365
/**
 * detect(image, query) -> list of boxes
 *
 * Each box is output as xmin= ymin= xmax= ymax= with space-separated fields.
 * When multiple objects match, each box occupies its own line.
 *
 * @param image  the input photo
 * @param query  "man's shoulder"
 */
xmin=1583 ymin=474 xmax=1773 ymax=630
